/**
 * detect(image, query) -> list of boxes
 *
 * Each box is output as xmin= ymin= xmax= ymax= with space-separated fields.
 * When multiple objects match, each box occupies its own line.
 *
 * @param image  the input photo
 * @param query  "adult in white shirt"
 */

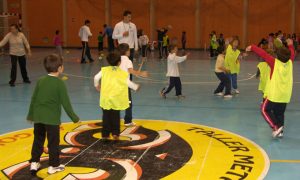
xmin=0 ymin=24 xmax=31 ymax=87
xmin=112 ymin=10 xmax=138 ymax=63
xmin=79 ymin=20 xmax=94 ymax=64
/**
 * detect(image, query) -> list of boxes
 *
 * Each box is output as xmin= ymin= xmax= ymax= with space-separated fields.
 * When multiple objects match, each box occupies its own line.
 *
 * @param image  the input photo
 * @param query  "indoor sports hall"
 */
xmin=0 ymin=0 xmax=300 ymax=179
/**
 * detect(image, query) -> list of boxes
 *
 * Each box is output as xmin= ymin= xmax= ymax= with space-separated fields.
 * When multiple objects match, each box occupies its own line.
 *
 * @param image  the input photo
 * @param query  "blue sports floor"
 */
xmin=0 ymin=48 xmax=300 ymax=179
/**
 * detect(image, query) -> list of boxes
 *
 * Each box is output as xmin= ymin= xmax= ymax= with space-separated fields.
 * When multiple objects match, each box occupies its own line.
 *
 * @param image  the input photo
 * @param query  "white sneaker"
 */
xmin=48 ymin=164 xmax=65 ymax=174
xmin=178 ymin=95 xmax=186 ymax=99
xmin=278 ymin=132 xmax=284 ymax=138
xmin=30 ymin=162 xmax=41 ymax=172
xmin=272 ymin=126 xmax=284 ymax=138
xmin=214 ymin=92 xmax=224 ymax=96
xmin=125 ymin=122 xmax=136 ymax=127
xmin=224 ymin=94 xmax=233 ymax=99
xmin=233 ymin=89 xmax=240 ymax=94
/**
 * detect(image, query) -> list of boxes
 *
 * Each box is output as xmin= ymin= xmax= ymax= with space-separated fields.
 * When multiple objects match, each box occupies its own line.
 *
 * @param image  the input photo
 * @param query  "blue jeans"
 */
xmin=228 ymin=73 xmax=238 ymax=89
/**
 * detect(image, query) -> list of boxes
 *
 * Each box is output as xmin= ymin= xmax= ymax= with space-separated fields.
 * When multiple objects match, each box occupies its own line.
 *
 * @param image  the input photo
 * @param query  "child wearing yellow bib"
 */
xmin=246 ymin=39 xmax=295 ymax=138
xmin=225 ymin=36 xmax=241 ymax=94
xmin=94 ymin=52 xmax=140 ymax=140
xmin=256 ymin=61 xmax=271 ymax=101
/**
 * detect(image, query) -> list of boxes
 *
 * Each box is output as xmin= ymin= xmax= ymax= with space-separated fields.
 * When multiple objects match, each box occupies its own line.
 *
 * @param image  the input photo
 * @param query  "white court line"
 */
xmin=64 ymin=138 xmax=101 ymax=166
xmin=196 ymin=132 xmax=214 ymax=180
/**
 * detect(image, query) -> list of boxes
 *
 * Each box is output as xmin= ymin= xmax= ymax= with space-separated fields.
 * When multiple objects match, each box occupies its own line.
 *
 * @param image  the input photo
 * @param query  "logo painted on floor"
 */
xmin=0 ymin=120 xmax=269 ymax=179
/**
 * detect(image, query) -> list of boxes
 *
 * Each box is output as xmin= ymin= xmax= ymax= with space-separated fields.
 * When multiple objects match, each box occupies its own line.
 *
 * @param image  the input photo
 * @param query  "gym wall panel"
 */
xmin=26 ymin=0 xmax=63 ymax=46
xmin=66 ymin=0 xmax=105 ymax=47
xmin=248 ymin=0 xmax=291 ymax=45
xmin=111 ymin=0 xmax=150 ymax=42
xmin=22 ymin=0 xmax=299 ymax=48
xmin=156 ymin=0 xmax=195 ymax=49
xmin=200 ymin=0 xmax=243 ymax=49
xmin=7 ymin=0 xmax=21 ymax=13
xmin=296 ymin=0 xmax=300 ymax=35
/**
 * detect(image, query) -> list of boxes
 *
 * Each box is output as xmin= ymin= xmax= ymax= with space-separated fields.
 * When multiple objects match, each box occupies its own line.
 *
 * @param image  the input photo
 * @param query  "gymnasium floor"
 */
xmin=0 ymin=48 xmax=300 ymax=179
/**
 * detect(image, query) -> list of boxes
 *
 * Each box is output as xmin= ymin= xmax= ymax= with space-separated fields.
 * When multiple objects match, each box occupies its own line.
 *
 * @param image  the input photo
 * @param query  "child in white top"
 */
xmin=160 ymin=45 xmax=189 ymax=99
xmin=118 ymin=43 xmax=148 ymax=127
xmin=138 ymin=30 xmax=149 ymax=62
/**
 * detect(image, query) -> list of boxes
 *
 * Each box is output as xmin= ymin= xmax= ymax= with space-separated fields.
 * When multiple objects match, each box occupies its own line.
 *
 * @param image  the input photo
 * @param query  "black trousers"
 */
xmin=124 ymin=50 xmax=134 ymax=124
xmin=182 ymin=42 xmax=186 ymax=50
xmin=141 ymin=45 xmax=147 ymax=57
xmin=98 ymin=42 xmax=103 ymax=51
xmin=261 ymin=99 xmax=287 ymax=130
xmin=102 ymin=109 xmax=120 ymax=137
xmin=107 ymin=36 xmax=114 ymax=52
xmin=129 ymin=48 xmax=135 ymax=62
xmin=214 ymin=72 xmax=231 ymax=95
xmin=10 ymin=55 xmax=29 ymax=83
xmin=163 ymin=46 xmax=169 ymax=58
xmin=158 ymin=41 xmax=163 ymax=58
xmin=128 ymin=48 xmax=135 ymax=81
xmin=124 ymin=89 xmax=132 ymax=124
xmin=30 ymin=123 xmax=60 ymax=167
xmin=81 ymin=41 xmax=93 ymax=62
xmin=162 ymin=77 xmax=182 ymax=96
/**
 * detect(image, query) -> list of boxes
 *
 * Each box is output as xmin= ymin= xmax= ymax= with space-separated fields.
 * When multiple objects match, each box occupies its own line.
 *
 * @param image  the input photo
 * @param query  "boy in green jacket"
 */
xmin=27 ymin=54 xmax=80 ymax=175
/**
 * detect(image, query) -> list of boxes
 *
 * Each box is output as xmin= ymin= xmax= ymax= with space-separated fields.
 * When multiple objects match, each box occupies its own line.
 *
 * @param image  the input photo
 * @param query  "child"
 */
xmin=256 ymin=61 xmax=271 ymax=102
xmin=181 ymin=31 xmax=187 ymax=51
xmin=224 ymin=36 xmax=241 ymax=94
xmin=27 ymin=54 xmax=80 ymax=175
xmin=160 ymin=45 xmax=189 ymax=99
xmin=94 ymin=52 xmax=140 ymax=139
xmin=138 ymin=30 xmax=149 ymax=63
xmin=267 ymin=33 xmax=275 ymax=51
xmin=162 ymin=33 xmax=169 ymax=59
xmin=210 ymin=31 xmax=219 ymax=58
xmin=246 ymin=38 xmax=295 ymax=138
xmin=274 ymin=31 xmax=283 ymax=50
xmin=118 ymin=43 xmax=148 ymax=126
xmin=98 ymin=31 xmax=104 ymax=53
xmin=53 ymin=30 xmax=63 ymax=58
xmin=217 ymin=33 xmax=225 ymax=52
xmin=214 ymin=47 xmax=232 ymax=98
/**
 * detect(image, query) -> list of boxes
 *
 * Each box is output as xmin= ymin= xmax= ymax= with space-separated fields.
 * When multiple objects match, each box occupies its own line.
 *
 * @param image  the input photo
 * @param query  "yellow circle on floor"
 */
xmin=0 ymin=120 xmax=269 ymax=179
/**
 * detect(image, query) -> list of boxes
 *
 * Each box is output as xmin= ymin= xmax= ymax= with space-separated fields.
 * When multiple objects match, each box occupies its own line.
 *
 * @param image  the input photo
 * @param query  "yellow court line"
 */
xmin=271 ymin=160 xmax=300 ymax=163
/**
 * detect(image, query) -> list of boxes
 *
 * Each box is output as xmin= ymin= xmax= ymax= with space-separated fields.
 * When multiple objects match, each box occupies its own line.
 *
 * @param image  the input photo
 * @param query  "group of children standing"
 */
xmin=214 ymin=36 xmax=242 ymax=98
xmin=250 ymin=38 xmax=295 ymax=138
xmin=213 ymin=32 xmax=296 ymax=138
xmin=27 ymin=25 xmax=296 ymax=176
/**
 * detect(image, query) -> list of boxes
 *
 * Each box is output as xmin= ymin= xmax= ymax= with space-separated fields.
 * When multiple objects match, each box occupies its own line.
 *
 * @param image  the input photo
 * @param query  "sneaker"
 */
xmin=272 ymin=126 xmax=284 ymax=138
xmin=80 ymin=61 xmax=87 ymax=64
xmin=24 ymin=80 xmax=31 ymax=84
xmin=278 ymin=131 xmax=284 ymax=138
xmin=233 ymin=89 xmax=240 ymax=94
xmin=48 ymin=164 xmax=65 ymax=174
xmin=30 ymin=162 xmax=41 ymax=173
xmin=125 ymin=122 xmax=136 ymax=127
xmin=177 ymin=95 xmax=186 ymax=99
xmin=224 ymin=94 xmax=233 ymax=99
xmin=214 ymin=92 xmax=224 ymax=96
xmin=89 ymin=59 xmax=95 ymax=63
xmin=160 ymin=90 xmax=166 ymax=99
